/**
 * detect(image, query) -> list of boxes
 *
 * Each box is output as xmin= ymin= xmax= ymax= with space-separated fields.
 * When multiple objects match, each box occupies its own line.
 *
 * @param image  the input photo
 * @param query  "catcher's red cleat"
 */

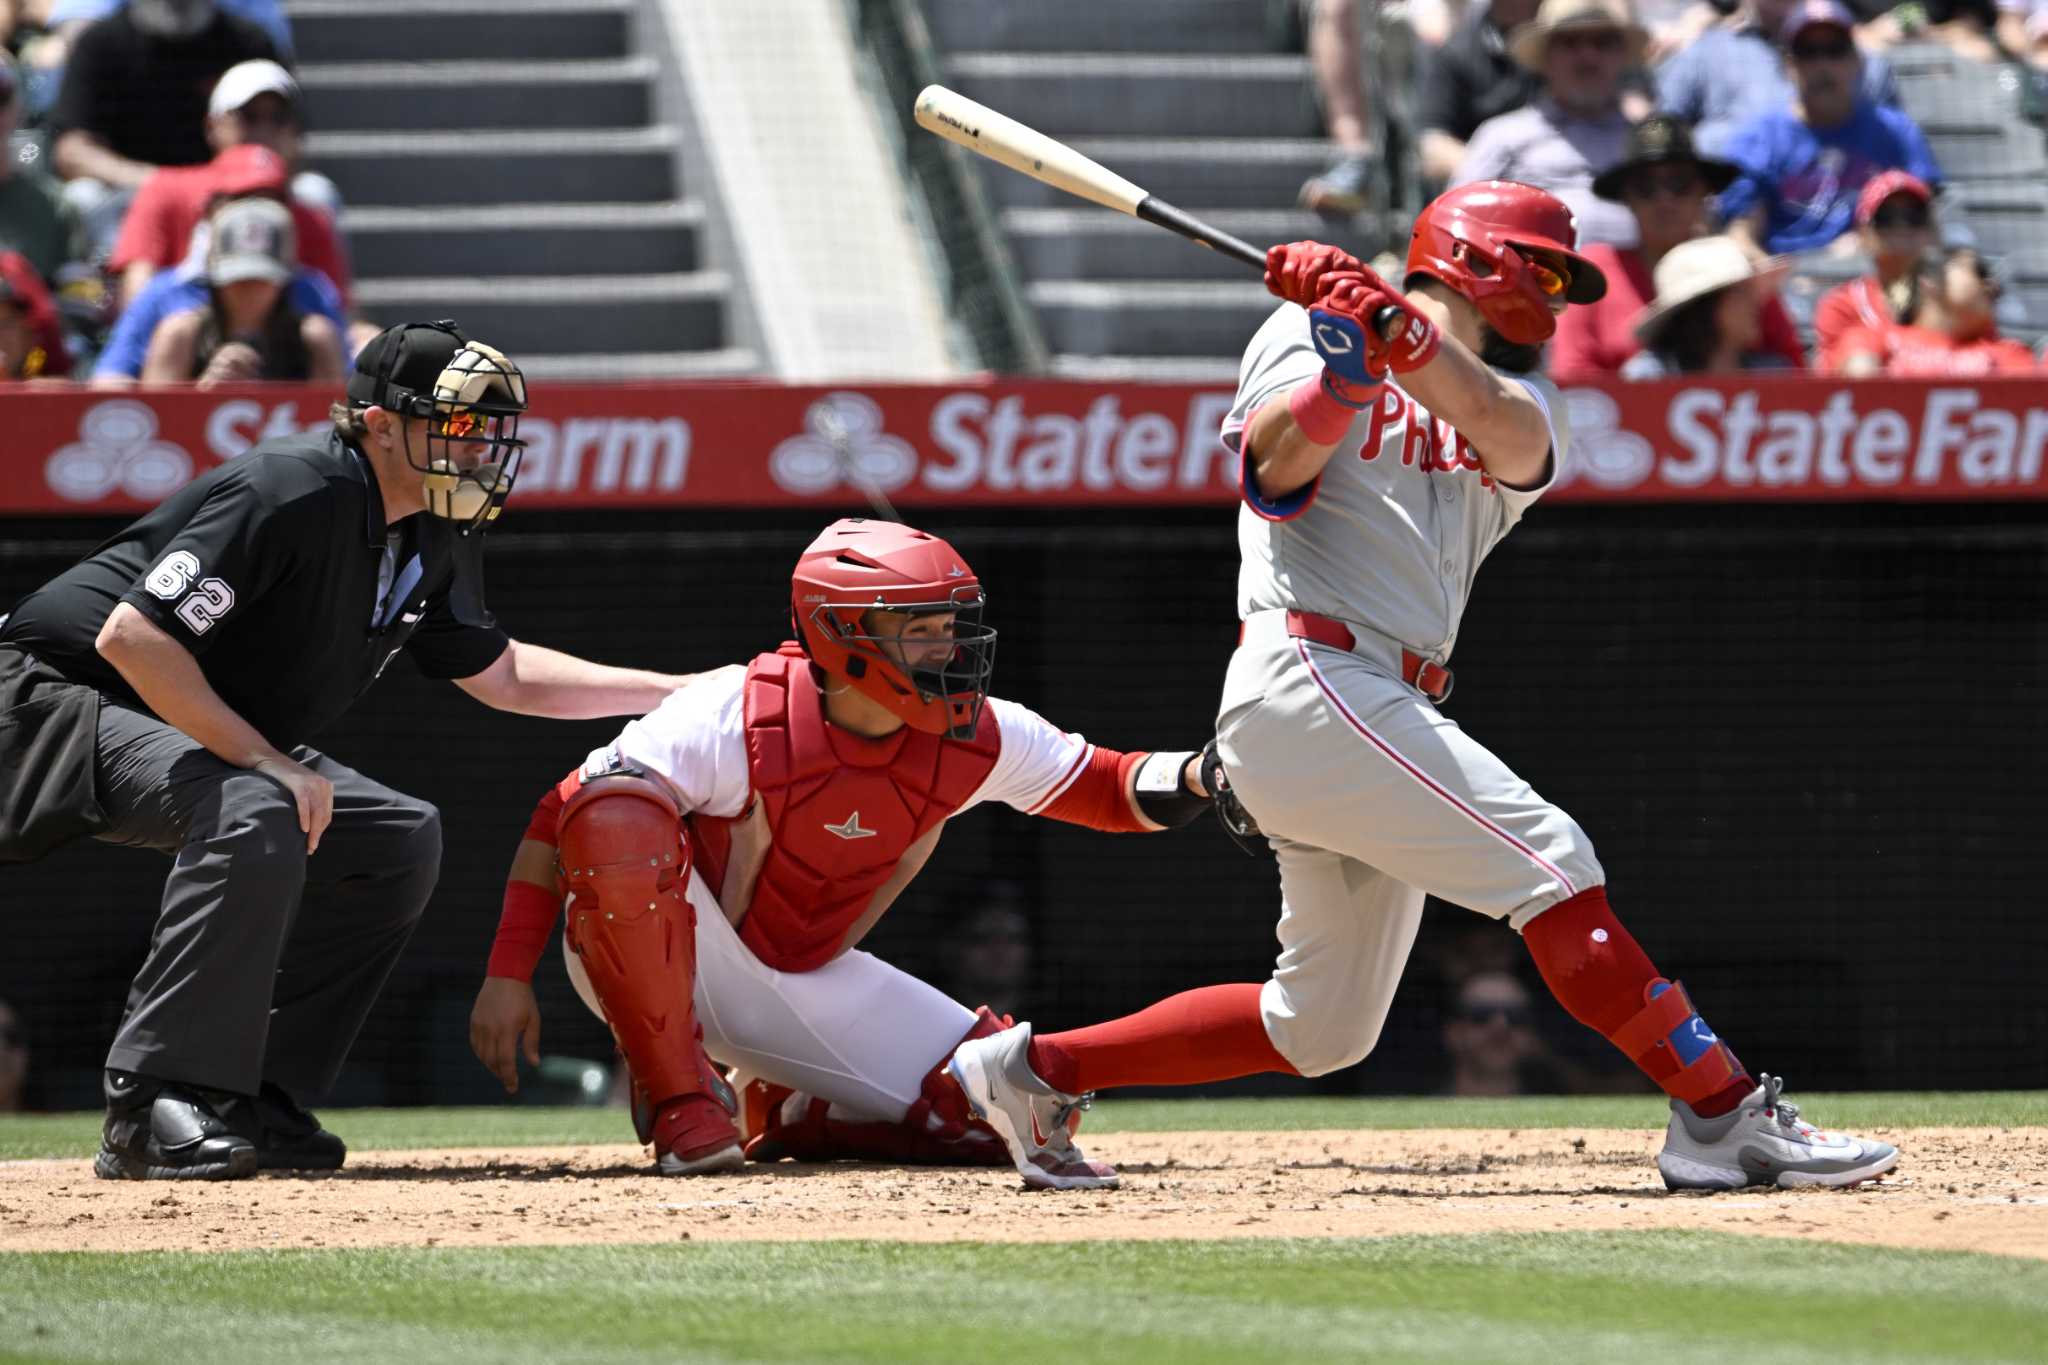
xmin=653 ymin=1094 xmax=743 ymax=1175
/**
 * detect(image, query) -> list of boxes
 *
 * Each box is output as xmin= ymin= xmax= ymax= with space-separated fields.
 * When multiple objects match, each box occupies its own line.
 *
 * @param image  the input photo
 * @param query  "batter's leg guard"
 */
xmin=741 ymin=1006 xmax=1018 ymax=1167
xmin=1612 ymin=979 xmax=1748 ymax=1110
xmin=558 ymin=772 xmax=740 ymax=1173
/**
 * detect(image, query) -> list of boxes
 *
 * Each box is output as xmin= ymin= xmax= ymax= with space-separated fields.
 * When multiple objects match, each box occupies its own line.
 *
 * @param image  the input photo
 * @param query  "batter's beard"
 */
xmin=1478 ymin=326 xmax=1543 ymax=374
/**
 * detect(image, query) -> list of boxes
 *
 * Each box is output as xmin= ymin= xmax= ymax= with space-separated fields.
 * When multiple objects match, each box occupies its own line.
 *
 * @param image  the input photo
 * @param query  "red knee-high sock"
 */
xmin=1522 ymin=886 xmax=1754 ymax=1117
xmin=1028 ymin=983 xmax=1299 ymax=1094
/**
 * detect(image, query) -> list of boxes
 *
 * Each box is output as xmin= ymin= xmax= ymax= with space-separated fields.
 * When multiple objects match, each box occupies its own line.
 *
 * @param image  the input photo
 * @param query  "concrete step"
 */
xmin=923 ymin=0 xmax=1273 ymax=54
xmin=353 ymin=272 xmax=731 ymax=355
xmin=1004 ymin=206 xmax=1386 ymax=281
xmin=517 ymin=348 xmax=762 ymax=381
xmin=284 ymin=0 xmax=632 ymax=64
xmin=1027 ymin=279 xmax=1276 ymax=358
xmin=1048 ymin=352 xmax=1243 ymax=383
xmin=297 ymin=58 xmax=655 ymax=133
xmin=945 ymin=53 xmax=1318 ymax=139
xmin=979 ymin=137 xmax=1333 ymax=212
xmin=308 ymin=127 xmax=678 ymax=206
xmin=343 ymin=202 xmax=706 ymax=278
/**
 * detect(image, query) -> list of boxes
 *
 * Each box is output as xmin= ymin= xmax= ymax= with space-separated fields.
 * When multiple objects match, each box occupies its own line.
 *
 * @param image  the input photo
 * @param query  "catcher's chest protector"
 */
xmin=690 ymin=647 xmax=999 ymax=972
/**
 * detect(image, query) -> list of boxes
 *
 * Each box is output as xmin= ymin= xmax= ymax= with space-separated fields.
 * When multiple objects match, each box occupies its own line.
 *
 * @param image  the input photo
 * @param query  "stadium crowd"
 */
xmin=5 ymin=0 xmax=2048 ymax=383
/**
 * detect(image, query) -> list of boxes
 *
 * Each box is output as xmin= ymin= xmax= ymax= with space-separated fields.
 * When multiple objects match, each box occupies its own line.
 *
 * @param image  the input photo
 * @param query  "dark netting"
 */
xmin=3 ymin=502 xmax=2045 ymax=1109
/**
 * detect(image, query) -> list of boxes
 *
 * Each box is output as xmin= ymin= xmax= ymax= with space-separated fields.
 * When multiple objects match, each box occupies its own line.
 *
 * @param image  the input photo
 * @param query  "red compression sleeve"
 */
xmin=1032 ymin=746 xmax=1152 ymax=833
xmin=484 ymin=785 xmax=567 ymax=981
xmin=1029 ymin=983 xmax=1298 ymax=1093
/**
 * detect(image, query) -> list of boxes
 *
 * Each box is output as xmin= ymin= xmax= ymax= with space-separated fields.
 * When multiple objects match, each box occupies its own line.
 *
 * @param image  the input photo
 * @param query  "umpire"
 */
xmin=0 ymin=320 xmax=690 ymax=1181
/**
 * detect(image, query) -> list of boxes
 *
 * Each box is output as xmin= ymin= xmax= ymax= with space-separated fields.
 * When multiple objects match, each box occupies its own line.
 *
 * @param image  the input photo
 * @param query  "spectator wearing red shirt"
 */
xmin=1810 ymin=170 xmax=1936 ymax=359
xmin=110 ymin=142 xmax=348 ymax=309
xmin=0 ymin=248 xmax=73 ymax=378
xmin=1549 ymin=115 xmax=1804 ymax=380
xmin=1826 ymin=246 xmax=2036 ymax=376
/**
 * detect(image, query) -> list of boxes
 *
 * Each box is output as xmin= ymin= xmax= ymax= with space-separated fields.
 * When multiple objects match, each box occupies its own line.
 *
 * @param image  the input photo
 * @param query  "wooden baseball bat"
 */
xmin=913 ymin=84 xmax=1266 ymax=270
xmin=913 ymin=84 xmax=1401 ymax=338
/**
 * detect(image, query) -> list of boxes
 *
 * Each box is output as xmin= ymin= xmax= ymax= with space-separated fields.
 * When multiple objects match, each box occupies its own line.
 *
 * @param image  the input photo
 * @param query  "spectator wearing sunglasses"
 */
xmin=1552 ymin=116 xmax=1806 ymax=378
xmin=1450 ymin=0 xmax=1646 ymax=248
xmin=1811 ymin=170 xmax=1938 ymax=356
xmin=1624 ymin=233 xmax=1795 ymax=376
xmin=1441 ymin=971 xmax=1563 ymax=1096
xmin=1717 ymin=1 xmax=1941 ymax=256
xmin=1654 ymin=0 xmax=1898 ymax=159
xmin=1824 ymin=245 xmax=2036 ymax=374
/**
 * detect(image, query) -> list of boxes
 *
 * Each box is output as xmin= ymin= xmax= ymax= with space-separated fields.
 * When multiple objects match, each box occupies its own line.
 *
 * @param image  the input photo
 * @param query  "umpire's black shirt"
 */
xmin=1 ymin=429 xmax=508 ymax=750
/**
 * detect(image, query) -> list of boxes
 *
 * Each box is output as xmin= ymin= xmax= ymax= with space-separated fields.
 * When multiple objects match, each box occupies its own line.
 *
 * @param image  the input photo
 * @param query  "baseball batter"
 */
xmin=951 ymin=182 xmax=1900 ymax=1194
xmin=470 ymin=518 xmax=1216 ymax=1183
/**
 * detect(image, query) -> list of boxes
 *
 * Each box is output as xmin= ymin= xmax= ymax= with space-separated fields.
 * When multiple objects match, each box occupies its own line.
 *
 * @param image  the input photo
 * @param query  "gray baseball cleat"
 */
xmin=948 ymin=1021 xmax=1118 ymax=1191
xmin=1658 ymin=1073 xmax=1899 ymax=1191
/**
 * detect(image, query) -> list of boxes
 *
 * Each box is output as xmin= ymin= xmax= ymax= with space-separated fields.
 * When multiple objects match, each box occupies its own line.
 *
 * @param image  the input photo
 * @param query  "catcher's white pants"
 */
xmin=1219 ymin=610 xmax=1606 ymax=1077
xmin=565 ymin=867 xmax=972 ymax=1122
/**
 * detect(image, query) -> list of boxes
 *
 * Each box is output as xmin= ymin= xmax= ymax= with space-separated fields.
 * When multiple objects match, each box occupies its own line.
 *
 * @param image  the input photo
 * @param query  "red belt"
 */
xmin=1262 ymin=610 xmax=1455 ymax=704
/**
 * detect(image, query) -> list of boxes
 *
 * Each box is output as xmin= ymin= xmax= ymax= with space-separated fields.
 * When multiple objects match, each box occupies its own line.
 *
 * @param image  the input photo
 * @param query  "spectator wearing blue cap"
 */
xmin=1716 ymin=0 xmax=1941 ymax=256
xmin=1654 ymin=0 xmax=1899 ymax=158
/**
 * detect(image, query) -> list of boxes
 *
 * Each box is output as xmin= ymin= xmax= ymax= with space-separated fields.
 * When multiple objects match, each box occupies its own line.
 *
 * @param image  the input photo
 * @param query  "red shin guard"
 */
xmin=1027 ymin=983 xmax=1298 ymax=1095
xmin=1523 ymin=886 xmax=1752 ymax=1115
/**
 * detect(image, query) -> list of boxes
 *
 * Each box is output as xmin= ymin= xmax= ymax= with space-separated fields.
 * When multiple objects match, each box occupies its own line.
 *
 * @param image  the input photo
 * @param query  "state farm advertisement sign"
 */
xmin=4 ymin=374 xmax=2047 ymax=515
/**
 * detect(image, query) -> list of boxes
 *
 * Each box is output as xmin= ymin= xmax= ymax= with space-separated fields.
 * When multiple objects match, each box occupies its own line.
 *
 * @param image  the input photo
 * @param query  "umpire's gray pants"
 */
xmin=94 ymin=702 xmax=442 ymax=1098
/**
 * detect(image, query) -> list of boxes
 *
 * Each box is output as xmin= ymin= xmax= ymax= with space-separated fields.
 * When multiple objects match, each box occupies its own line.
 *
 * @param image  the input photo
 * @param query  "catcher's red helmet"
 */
xmin=1405 ymin=181 xmax=1608 ymax=346
xmin=791 ymin=518 xmax=996 ymax=740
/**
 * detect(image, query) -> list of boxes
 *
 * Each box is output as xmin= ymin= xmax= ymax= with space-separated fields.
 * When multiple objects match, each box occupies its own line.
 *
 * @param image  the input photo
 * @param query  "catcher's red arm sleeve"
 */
xmin=484 ymin=780 xmax=569 ymax=981
xmin=1030 ymin=746 xmax=1157 ymax=833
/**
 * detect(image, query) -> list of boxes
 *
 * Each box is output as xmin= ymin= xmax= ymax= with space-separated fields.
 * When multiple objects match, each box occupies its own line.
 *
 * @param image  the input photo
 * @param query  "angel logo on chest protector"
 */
xmin=1356 ymin=386 xmax=1495 ymax=489
xmin=823 ymin=811 xmax=878 ymax=841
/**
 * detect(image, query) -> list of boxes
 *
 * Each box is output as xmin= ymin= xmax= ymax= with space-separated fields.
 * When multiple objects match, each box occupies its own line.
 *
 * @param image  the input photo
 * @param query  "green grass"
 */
xmin=3 ymin=1091 xmax=2042 ymax=1162
xmin=1 ymin=1232 xmax=2042 ymax=1364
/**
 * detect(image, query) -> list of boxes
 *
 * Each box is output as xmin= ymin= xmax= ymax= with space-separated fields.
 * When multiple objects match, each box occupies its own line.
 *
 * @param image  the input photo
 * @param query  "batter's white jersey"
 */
xmin=1222 ymin=301 xmax=1573 ymax=660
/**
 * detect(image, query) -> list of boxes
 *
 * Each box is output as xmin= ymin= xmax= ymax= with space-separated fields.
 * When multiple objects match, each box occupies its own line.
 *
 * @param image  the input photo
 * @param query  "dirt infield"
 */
xmin=4 ymin=1125 xmax=2043 ymax=1258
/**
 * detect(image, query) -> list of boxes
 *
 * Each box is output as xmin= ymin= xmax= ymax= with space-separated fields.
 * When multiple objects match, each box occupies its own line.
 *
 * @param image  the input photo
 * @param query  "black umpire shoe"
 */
xmin=94 ymin=1070 xmax=258 ymax=1181
xmin=223 ymin=1082 xmax=348 ymax=1172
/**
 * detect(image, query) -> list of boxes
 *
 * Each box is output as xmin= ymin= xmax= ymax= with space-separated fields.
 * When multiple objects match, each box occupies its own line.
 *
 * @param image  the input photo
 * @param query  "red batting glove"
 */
xmin=1264 ymin=240 xmax=1365 ymax=308
xmin=1321 ymin=270 xmax=1442 ymax=375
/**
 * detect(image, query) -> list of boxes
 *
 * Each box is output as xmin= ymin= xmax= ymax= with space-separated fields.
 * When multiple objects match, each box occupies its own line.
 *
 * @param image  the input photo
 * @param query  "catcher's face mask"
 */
xmin=814 ymin=589 xmax=996 ymax=740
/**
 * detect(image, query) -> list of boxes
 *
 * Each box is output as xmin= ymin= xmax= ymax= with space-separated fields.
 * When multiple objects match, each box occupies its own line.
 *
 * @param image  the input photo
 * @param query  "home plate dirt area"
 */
xmin=5 ymin=1126 xmax=2043 ymax=1258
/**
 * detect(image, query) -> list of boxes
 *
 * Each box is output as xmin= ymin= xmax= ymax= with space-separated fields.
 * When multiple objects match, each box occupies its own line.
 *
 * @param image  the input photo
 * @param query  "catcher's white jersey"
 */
xmin=1222 ymin=301 xmax=1572 ymax=661
xmin=608 ymin=663 xmax=1096 ymax=820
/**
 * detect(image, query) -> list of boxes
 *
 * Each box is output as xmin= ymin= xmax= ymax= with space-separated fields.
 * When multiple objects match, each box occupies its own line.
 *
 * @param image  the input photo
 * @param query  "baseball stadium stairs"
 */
xmin=283 ymin=0 xmax=758 ymax=380
xmin=923 ymin=0 xmax=1394 ymax=382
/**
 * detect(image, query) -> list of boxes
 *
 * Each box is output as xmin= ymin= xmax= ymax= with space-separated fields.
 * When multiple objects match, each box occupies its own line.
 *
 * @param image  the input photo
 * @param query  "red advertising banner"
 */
xmin=5 ymin=373 xmax=2048 ymax=515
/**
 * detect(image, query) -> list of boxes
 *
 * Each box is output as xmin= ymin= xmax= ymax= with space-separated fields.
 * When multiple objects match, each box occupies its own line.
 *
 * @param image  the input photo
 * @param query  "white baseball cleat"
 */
xmin=948 ymin=1022 xmax=1119 ymax=1191
xmin=1658 ymin=1073 xmax=1899 ymax=1191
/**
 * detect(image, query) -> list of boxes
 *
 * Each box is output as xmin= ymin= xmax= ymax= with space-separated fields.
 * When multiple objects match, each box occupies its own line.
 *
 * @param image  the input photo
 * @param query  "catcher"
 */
xmin=469 ymin=518 xmax=1219 ymax=1182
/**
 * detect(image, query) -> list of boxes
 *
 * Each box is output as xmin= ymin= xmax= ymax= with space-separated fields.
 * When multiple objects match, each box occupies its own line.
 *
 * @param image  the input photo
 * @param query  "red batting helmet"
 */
xmin=791 ymin=518 xmax=996 ymax=740
xmin=1405 ymin=180 xmax=1608 ymax=346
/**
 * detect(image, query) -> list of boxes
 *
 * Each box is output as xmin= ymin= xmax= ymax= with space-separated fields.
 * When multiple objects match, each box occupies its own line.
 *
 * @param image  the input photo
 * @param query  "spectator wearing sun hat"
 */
xmin=1716 ymin=0 xmax=1941 ymax=256
xmin=1551 ymin=116 xmax=1806 ymax=379
xmin=1450 ymin=0 xmax=1646 ymax=247
xmin=1621 ymin=233 xmax=1797 ymax=376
